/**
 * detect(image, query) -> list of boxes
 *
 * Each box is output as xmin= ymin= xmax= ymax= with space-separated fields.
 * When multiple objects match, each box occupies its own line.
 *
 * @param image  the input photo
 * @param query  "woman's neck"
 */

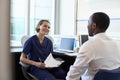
xmin=37 ymin=34 xmax=45 ymax=44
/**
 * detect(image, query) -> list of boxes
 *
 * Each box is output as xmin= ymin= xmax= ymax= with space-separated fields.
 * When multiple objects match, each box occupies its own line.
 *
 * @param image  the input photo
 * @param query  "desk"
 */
xmin=11 ymin=51 xmax=26 ymax=80
xmin=52 ymin=50 xmax=78 ymax=56
xmin=64 ymin=52 xmax=78 ymax=56
xmin=52 ymin=51 xmax=76 ymax=73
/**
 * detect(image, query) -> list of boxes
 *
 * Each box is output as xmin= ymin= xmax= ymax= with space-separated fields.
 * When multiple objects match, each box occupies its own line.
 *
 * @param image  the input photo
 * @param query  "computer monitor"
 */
xmin=79 ymin=35 xmax=89 ymax=46
xmin=59 ymin=37 xmax=75 ymax=52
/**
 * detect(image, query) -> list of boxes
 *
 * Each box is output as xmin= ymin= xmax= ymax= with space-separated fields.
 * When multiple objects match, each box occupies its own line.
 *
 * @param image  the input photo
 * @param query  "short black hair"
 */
xmin=91 ymin=12 xmax=110 ymax=32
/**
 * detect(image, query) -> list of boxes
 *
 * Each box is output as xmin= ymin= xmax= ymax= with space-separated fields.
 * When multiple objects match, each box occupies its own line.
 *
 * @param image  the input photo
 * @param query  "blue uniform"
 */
xmin=22 ymin=35 xmax=66 ymax=80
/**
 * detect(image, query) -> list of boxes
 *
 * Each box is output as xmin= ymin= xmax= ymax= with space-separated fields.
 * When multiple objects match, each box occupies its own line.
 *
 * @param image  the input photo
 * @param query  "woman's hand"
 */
xmin=35 ymin=62 xmax=46 ymax=69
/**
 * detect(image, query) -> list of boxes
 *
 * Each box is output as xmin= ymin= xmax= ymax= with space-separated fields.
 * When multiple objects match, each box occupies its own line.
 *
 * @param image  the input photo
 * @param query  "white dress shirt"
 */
xmin=66 ymin=33 xmax=120 ymax=80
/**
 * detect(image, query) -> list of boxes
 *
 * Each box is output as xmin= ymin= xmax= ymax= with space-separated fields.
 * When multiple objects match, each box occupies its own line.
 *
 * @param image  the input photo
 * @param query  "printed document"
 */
xmin=44 ymin=53 xmax=64 ymax=67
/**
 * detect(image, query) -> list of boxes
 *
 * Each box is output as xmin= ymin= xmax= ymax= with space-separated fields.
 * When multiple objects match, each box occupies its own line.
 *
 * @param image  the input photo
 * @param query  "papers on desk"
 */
xmin=44 ymin=53 xmax=64 ymax=68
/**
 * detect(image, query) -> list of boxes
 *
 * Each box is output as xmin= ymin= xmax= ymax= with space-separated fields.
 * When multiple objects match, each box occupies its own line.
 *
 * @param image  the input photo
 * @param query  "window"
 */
xmin=30 ymin=0 xmax=55 ymax=36
xmin=76 ymin=0 xmax=120 ymax=47
xmin=77 ymin=0 xmax=120 ymax=37
xmin=10 ymin=0 xmax=26 ymax=47
xmin=10 ymin=0 xmax=55 ymax=47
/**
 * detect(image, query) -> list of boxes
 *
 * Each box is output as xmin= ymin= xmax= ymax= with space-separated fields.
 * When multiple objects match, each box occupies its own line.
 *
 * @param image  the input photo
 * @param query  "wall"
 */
xmin=0 ymin=0 xmax=13 ymax=80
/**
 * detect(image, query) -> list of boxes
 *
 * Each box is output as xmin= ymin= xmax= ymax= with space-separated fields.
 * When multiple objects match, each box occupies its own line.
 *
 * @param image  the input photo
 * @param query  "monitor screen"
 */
xmin=80 ymin=35 xmax=88 ymax=45
xmin=59 ymin=37 xmax=75 ymax=51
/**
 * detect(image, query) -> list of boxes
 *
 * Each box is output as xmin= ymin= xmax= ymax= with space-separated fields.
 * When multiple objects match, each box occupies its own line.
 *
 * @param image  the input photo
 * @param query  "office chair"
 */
xmin=19 ymin=61 xmax=39 ymax=80
xmin=20 ymin=35 xmax=54 ymax=80
xmin=20 ymin=35 xmax=39 ymax=80
xmin=93 ymin=67 xmax=120 ymax=80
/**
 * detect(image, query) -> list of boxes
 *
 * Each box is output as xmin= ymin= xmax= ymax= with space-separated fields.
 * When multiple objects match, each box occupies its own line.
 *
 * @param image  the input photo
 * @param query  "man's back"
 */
xmin=66 ymin=12 xmax=120 ymax=80
xmin=82 ymin=33 xmax=120 ymax=80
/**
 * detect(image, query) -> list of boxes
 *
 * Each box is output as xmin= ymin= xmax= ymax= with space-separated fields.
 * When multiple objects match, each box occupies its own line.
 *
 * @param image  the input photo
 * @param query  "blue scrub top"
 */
xmin=22 ymin=35 xmax=53 ymax=62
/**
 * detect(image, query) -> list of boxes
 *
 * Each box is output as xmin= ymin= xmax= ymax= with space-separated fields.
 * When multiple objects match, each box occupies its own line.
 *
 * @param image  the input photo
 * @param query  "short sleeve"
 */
xmin=22 ymin=38 xmax=32 ymax=55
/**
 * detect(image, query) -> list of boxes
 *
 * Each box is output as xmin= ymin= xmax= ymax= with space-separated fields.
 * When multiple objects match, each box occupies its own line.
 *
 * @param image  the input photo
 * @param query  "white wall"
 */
xmin=0 ymin=0 xmax=12 ymax=80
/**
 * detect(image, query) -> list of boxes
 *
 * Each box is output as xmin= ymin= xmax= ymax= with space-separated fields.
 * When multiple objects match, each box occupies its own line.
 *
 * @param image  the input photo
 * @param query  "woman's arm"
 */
xmin=20 ymin=53 xmax=46 ymax=69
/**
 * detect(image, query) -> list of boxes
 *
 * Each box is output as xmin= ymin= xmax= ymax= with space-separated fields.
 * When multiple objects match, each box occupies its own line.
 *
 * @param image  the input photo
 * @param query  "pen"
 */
xmin=39 ymin=57 xmax=42 ymax=62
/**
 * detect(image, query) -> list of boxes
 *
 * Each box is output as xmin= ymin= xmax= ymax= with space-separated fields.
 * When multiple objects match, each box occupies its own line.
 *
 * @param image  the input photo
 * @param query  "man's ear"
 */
xmin=92 ymin=23 xmax=96 ymax=29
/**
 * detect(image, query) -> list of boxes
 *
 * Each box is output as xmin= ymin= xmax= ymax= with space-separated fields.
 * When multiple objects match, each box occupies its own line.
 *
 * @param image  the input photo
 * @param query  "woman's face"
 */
xmin=39 ymin=21 xmax=50 ymax=35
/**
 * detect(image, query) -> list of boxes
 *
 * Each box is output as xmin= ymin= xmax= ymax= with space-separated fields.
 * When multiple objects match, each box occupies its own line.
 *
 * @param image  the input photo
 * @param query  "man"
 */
xmin=66 ymin=12 xmax=120 ymax=80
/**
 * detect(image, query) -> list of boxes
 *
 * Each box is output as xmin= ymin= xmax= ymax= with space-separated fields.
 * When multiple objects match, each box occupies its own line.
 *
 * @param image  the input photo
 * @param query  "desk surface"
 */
xmin=53 ymin=49 xmax=78 ymax=56
xmin=11 ymin=47 xmax=22 ymax=53
xmin=64 ymin=52 xmax=78 ymax=56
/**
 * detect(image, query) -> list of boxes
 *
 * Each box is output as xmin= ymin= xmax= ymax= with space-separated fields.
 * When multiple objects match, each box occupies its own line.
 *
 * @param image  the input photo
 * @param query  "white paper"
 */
xmin=44 ymin=53 xmax=64 ymax=68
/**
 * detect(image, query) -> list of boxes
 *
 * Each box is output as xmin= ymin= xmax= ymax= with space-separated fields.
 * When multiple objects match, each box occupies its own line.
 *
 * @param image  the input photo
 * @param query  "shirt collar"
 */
xmin=94 ymin=32 xmax=106 ymax=38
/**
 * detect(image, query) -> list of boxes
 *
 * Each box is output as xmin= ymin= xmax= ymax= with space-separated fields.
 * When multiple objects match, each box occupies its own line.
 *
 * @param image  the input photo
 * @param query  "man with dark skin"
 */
xmin=66 ymin=12 xmax=120 ymax=80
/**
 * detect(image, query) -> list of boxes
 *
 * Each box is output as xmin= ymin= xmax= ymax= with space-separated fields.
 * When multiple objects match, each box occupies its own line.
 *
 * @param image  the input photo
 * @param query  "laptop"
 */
xmin=53 ymin=37 xmax=75 ymax=53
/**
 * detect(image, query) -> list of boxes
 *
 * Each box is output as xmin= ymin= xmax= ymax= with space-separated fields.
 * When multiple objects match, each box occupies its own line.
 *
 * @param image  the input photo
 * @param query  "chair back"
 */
xmin=21 ymin=35 xmax=30 ymax=46
xmin=93 ymin=67 xmax=120 ymax=80
xmin=45 ymin=35 xmax=54 ymax=44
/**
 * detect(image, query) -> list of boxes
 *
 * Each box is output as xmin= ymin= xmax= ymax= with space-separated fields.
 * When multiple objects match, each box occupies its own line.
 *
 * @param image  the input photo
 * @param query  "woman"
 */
xmin=20 ymin=19 xmax=66 ymax=80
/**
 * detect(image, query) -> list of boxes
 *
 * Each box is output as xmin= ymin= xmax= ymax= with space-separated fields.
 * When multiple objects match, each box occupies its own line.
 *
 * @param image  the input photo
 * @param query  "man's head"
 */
xmin=87 ymin=12 xmax=110 ymax=36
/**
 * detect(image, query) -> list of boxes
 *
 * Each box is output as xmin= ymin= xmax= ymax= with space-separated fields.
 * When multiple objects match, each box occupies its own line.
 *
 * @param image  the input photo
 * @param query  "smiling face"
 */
xmin=39 ymin=21 xmax=50 ymax=35
xmin=36 ymin=20 xmax=51 ymax=35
